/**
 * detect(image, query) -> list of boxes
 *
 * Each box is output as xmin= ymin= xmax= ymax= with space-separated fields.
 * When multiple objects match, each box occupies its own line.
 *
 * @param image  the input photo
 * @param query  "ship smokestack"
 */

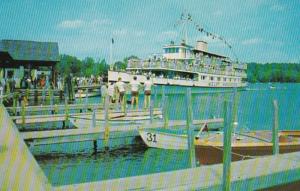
xmin=196 ymin=41 xmax=208 ymax=52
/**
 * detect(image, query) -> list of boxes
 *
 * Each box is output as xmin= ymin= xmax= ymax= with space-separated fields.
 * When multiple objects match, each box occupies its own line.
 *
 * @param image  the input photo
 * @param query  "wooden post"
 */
xmin=222 ymin=100 xmax=234 ymax=191
xmin=59 ymin=90 xmax=63 ymax=101
xmin=63 ymin=98 xmax=69 ymax=128
xmin=0 ymin=86 xmax=3 ymax=103
xmin=13 ymin=92 xmax=17 ymax=115
xmin=34 ymin=89 xmax=38 ymax=103
xmin=92 ymin=106 xmax=97 ymax=152
xmin=25 ymin=88 xmax=30 ymax=104
xmin=49 ymin=88 xmax=54 ymax=114
xmin=123 ymin=93 xmax=127 ymax=116
xmin=163 ymin=96 xmax=169 ymax=128
xmin=54 ymin=104 xmax=58 ymax=114
xmin=186 ymin=88 xmax=196 ymax=168
xmin=85 ymin=88 xmax=88 ymax=112
xmin=272 ymin=100 xmax=279 ymax=155
xmin=154 ymin=85 xmax=157 ymax=108
xmin=21 ymin=99 xmax=26 ymax=129
xmin=91 ymin=106 xmax=96 ymax=129
xmin=149 ymin=99 xmax=154 ymax=124
xmin=161 ymin=86 xmax=165 ymax=108
xmin=79 ymin=89 xmax=83 ymax=104
xmin=42 ymin=88 xmax=47 ymax=104
xmin=104 ymin=95 xmax=110 ymax=149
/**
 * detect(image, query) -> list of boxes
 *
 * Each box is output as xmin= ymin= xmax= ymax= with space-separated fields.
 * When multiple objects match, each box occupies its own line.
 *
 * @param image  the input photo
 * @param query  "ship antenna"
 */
xmin=175 ymin=12 xmax=239 ymax=62
xmin=174 ymin=11 xmax=190 ymax=44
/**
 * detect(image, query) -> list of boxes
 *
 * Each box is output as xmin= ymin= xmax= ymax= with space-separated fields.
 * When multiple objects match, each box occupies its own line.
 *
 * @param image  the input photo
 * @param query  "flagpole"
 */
xmin=110 ymin=38 xmax=113 ymax=70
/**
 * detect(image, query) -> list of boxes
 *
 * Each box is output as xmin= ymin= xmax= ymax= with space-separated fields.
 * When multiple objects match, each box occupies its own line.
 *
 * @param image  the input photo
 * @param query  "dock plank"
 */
xmin=0 ymin=105 xmax=52 ymax=191
xmin=20 ymin=118 xmax=223 ymax=145
xmin=54 ymin=152 xmax=300 ymax=191
xmin=11 ymin=108 xmax=163 ymax=124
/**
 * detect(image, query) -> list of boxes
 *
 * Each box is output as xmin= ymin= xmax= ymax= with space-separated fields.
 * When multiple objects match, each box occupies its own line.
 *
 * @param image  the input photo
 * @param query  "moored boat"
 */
xmin=69 ymin=109 xmax=163 ymax=129
xmin=195 ymin=130 xmax=300 ymax=165
xmin=139 ymin=123 xmax=215 ymax=150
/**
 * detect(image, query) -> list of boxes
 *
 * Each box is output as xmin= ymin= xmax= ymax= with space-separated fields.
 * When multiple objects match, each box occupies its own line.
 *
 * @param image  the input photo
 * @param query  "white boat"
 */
xmin=139 ymin=128 xmax=188 ymax=150
xmin=139 ymin=123 xmax=211 ymax=150
xmin=69 ymin=109 xmax=163 ymax=129
xmin=108 ymin=15 xmax=247 ymax=89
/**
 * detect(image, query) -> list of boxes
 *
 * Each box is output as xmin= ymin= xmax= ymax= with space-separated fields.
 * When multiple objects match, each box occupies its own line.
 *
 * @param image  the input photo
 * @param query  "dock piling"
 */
xmin=21 ymin=99 xmax=26 ymax=129
xmin=222 ymin=99 xmax=234 ymax=191
xmin=0 ymin=86 xmax=3 ymax=103
xmin=123 ymin=93 xmax=127 ymax=116
xmin=59 ymin=90 xmax=63 ymax=101
xmin=273 ymin=100 xmax=279 ymax=155
xmin=150 ymin=99 xmax=154 ymax=124
xmin=163 ymin=96 xmax=169 ymax=128
xmin=91 ymin=106 xmax=96 ymax=129
xmin=186 ymin=88 xmax=196 ymax=168
xmin=34 ymin=89 xmax=38 ymax=102
xmin=104 ymin=94 xmax=110 ymax=149
xmin=85 ymin=88 xmax=88 ymax=112
xmin=63 ymin=98 xmax=69 ymax=128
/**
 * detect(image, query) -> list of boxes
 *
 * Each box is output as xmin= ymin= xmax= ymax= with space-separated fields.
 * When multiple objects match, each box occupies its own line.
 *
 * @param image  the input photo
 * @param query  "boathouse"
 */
xmin=0 ymin=39 xmax=60 ymax=87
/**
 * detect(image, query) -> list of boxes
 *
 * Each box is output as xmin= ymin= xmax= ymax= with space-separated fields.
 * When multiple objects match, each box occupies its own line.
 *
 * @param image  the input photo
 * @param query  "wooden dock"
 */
xmin=54 ymin=151 xmax=300 ymax=191
xmin=20 ymin=118 xmax=223 ymax=146
xmin=1 ymin=104 xmax=300 ymax=190
xmin=0 ymin=104 xmax=52 ymax=191
xmin=11 ymin=108 xmax=163 ymax=124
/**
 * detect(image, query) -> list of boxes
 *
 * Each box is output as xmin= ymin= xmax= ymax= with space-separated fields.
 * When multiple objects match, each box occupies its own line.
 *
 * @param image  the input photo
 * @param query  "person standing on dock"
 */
xmin=144 ymin=76 xmax=153 ymax=109
xmin=108 ymin=82 xmax=115 ymax=103
xmin=130 ymin=76 xmax=140 ymax=110
xmin=115 ymin=77 xmax=126 ymax=109
xmin=101 ymin=82 xmax=108 ymax=103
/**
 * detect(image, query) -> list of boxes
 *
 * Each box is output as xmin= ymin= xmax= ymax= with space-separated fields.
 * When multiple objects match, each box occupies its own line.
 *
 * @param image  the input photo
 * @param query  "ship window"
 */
xmin=223 ymin=78 xmax=226 ymax=81
xmin=210 ymin=76 xmax=214 ymax=81
xmin=217 ymin=77 xmax=221 ymax=81
xmin=176 ymin=48 xmax=179 ymax=53
xmin=201 ymin=75 xmax=206 ymax=80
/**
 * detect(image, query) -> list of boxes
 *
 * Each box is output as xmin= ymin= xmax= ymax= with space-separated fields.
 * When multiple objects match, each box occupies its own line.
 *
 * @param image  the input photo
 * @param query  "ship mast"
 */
xmin=175 ymin=12 xmax=239 ymax=62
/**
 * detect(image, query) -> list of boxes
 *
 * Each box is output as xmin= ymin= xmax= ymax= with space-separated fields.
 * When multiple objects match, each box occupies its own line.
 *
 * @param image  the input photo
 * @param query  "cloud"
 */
xmin=270 ymin=4 xmax=285 ymax=12
xmin=58 ymin=20 xmax=84 ymax=29
xmin=241 ymin=38 xmax=263 ymax=45
xmin=58 ymin=19 xmax=111 ymax=29
xmin=113 ymin=29 xmax=128 ymax=36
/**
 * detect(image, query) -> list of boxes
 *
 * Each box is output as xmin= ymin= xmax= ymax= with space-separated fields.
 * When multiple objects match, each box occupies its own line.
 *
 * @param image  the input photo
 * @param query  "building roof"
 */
xmin=0 ymin=40 xmax=60 ymax=62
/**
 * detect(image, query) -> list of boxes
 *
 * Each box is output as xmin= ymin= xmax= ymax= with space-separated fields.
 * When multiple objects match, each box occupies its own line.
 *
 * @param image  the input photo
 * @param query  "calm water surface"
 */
xmin=30 ymin=83 xmax=300 ymax=186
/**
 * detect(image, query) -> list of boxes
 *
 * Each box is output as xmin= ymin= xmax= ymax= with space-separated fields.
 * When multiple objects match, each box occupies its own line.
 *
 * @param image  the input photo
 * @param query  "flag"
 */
xmin=112 ymin=38 xmax=114 ymax=44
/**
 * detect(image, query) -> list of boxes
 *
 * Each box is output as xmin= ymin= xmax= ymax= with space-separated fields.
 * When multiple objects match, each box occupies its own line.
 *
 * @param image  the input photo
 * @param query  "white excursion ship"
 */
xmin=109 ymin=13 xmax=247 ymax=88
xmin=108 ymin=40 xmax=247 ymax=88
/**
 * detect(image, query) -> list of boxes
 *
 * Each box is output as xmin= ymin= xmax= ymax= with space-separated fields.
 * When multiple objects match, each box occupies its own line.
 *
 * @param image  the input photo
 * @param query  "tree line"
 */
xmin=56 ymin=54 xmax=300 ymax=83
xmin=247 ymin=63 xmax=300 ymax=83
xmin=56 ymin=54 xmax=138 ymax=77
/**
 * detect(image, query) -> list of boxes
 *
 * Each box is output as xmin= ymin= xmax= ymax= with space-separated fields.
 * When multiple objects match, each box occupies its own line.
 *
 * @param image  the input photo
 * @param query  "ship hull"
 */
xmin=108 ymin=71 xmax=247 ymax=88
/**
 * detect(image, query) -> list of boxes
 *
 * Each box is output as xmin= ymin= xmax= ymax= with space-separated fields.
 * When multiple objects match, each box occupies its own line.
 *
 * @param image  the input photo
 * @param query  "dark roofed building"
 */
xmin=0 ymin=39 xmax=60 ymax=87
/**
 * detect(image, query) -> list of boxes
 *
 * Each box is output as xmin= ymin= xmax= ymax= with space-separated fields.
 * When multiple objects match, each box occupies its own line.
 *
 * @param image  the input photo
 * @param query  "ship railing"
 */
xmin=128 ymin=60 xmax=247 ymax=77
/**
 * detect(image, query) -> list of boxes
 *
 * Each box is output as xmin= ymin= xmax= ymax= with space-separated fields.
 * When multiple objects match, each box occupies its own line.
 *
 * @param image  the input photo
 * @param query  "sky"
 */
xmin=0 ymin=0 xmax=299 ymax=63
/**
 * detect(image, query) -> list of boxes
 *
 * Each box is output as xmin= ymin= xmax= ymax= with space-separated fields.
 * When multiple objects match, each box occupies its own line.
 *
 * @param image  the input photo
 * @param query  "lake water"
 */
xmin=30 ymin=83 xmax=300 ymax=186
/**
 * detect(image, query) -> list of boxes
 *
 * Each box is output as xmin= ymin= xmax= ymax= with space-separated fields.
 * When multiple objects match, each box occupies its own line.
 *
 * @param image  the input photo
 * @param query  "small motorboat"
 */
xmin=195 ymin=130 xmax=300 ymax=165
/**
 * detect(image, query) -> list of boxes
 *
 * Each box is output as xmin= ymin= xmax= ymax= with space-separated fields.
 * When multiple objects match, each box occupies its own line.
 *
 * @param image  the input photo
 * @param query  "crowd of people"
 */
xmin=101 ymin=76 xmax=153 ymax=110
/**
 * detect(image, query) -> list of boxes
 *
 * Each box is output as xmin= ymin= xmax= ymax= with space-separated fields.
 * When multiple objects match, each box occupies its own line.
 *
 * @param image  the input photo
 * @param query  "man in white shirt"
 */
xmin=115 ymin=77 xmax=126 ymax=105
xmin=108 ymin=82 xmax=115 ymax=103
xmin=144 ymin=76 xmax=153 ymax=109
xmin=130 ymin=76 xmax=140 ymax=110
